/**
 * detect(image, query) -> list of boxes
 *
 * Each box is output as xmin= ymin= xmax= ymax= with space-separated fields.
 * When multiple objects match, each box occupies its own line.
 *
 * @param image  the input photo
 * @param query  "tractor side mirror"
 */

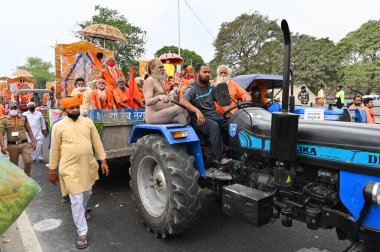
xmin=215 ymin=82 xmax=231 ymax=106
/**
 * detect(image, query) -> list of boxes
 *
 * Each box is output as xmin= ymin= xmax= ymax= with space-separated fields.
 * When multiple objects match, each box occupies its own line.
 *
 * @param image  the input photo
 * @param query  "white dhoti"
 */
xmin=31 ymin=139 xmax=44 ymax=161
xmin=69 ymin=189 xmax=92 ymax=236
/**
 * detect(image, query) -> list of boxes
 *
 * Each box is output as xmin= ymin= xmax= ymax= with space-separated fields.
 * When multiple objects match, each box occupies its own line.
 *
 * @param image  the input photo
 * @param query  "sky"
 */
xmin=1 ymin=0 xmax=380 ymax=77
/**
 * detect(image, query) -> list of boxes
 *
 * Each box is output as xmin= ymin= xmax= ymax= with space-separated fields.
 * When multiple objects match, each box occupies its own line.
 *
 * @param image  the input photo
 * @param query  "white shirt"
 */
xmin=71 ymin=87 xmax=92 ymax=114
xmin=22 ymin=110 xmax=46 ymax=141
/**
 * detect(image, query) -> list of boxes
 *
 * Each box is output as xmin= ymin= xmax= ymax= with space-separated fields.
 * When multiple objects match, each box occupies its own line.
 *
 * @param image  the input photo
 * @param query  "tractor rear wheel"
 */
xmin=130 ymin=134 xmax=201 ymax=238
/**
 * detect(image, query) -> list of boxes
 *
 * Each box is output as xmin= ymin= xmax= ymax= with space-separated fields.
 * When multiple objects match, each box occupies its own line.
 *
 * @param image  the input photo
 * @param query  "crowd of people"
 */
xmin=298 ymin=83 xmax=377 ymax=124
xmin=2 ymin=55 xmax=378 ymax=249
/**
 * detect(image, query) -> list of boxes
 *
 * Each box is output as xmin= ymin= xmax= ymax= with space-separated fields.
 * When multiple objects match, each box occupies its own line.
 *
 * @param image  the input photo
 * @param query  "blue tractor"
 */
xmin=128 ymin=20 xmax=380 ymax=250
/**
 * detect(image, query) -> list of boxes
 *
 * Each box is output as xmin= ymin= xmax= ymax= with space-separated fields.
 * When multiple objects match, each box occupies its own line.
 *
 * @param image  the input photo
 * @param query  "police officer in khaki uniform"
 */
xmin=0 ymin=102 xmax=36 ymax=176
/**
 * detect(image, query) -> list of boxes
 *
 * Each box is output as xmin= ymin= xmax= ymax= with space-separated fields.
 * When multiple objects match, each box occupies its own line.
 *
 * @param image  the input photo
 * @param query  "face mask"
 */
xmin=173 ymin=86 xmax=179 ymax=91
xmin=9 ymin=110 xmax=18 ymax=116
xmin=107 ymin=61 xmax=116 ymax=67
xmin=67 ymin=112 xmax=80 ymax=121
xmin=28 ymin=107 xmax=36 ymax=112
xmin=118 ymin=85 xmax=125 ymax=90
xmin=78 ymin=87 xmax=86 ymax=92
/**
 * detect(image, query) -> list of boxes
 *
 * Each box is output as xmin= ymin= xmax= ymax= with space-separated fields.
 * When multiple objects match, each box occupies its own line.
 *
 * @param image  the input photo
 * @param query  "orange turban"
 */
xmin=60 ymin=93 xmax=83 ymax=109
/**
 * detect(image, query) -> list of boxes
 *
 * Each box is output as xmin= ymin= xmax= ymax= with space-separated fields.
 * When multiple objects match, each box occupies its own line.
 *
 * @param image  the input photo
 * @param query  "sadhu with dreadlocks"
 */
xmin=143 ymin=59 xmax=188 ymax=124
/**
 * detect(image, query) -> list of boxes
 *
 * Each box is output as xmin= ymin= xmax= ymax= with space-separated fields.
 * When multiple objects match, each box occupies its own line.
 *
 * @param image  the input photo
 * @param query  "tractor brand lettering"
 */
xmin=368 ymin=154 xmax=380 ymax=165
xmin=296 ymin=145 xmax=317 ymax=156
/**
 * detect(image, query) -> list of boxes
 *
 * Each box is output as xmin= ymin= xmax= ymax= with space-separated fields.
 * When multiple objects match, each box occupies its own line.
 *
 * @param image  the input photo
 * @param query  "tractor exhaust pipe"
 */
xmin=270 ymin=20 xmax=299 ymax=163
xmin=281 ymin=20 xmax=291 ymax=112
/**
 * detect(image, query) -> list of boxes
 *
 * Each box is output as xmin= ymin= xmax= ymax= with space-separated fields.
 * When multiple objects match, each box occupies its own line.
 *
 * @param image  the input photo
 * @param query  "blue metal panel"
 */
xmin=296 ymin=144 xmax=380 ymax=169
xmin=87 ymin=109 xmax=145 ymax=123
xmin=237 ymin=131 xmax=380 ymax=169
xmin=360 ymin=110 xmax=367 ymax=123
xmin=129 ymin=124 xmax=205 ymax=177
xmin=129 ymin=124 xmax=199 ymax=144
xmin=239 ymin=130 xmax=262 ymax=149
xmin=268 ymin=103 xmax=343 ymax=121
xmin=264 ymin=140 xmax=271 ymax=151
xmin=340 ymin=171 xmax=380 ymax=229
xmin=187 ymin=141 xmax=206 ymax=178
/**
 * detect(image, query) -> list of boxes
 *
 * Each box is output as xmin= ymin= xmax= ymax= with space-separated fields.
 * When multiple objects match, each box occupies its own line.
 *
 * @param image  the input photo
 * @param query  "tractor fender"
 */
xmin=129 ymin=124 xmax=206 ymax=177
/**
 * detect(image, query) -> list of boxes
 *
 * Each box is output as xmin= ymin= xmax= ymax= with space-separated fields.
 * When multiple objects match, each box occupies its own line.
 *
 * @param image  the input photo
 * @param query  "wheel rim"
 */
xmin=137 ymin=155 xmax=168 ymax=217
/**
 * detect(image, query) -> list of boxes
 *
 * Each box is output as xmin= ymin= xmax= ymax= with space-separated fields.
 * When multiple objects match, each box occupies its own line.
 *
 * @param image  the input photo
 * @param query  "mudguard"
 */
xmin=129 ymin=124 xmax=206 ymax=177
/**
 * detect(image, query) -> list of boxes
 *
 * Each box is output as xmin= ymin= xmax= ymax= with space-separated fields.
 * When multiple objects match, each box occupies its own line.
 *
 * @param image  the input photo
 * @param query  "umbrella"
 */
xmin=11 ymin=69 xmax=33 ymax=78
xmin=159 ymin=52 xmax=184 ymax=65
xmin=79 ymin=24 xmax=128 ymax=45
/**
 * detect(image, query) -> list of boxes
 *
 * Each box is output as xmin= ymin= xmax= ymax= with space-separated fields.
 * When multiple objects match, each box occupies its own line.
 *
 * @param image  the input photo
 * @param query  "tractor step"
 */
xmin=206 ymin=168 xmax=233 ymax=180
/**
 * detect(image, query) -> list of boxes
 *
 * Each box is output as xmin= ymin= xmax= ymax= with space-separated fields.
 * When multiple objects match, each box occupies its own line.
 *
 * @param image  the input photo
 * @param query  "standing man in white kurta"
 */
xmin=22 ymin=102 xmax=47 ymax=162
xmin=47 ymin=93 xmax=109 ymax=249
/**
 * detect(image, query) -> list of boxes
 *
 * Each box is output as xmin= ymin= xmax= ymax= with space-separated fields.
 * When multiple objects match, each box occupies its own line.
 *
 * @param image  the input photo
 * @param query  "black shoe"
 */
xmin=62 ymin=195 xmax=70 ymax=203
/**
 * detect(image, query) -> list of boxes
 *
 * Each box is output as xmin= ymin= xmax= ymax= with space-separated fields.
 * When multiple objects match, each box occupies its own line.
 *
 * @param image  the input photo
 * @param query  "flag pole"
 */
xmin=177 ymin=0 xmax=181 ymax=74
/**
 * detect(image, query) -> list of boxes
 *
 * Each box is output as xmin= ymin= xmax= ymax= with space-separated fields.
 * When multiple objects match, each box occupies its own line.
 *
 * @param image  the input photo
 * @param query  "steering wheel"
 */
xmin=223 ymin=101 xmax=253 ymax=119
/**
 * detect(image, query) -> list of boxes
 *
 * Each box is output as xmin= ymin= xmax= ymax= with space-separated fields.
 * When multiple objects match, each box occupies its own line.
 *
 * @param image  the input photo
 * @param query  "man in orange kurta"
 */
xmin=179 ymin=78 xmax=191 ymax=98
xmin=112 ymin=78 xmax=130 ymax=109
xmin=362 ymin=97 xmax=376 ymax=124
xmin=90 ymin=79 xmax=116 ymax=110
xmin=214 ymin=65 xmax=251 ymax=114
xmin=0 ymin=99 xmax=5 ymax=118
xmin=102 ymin=57 xmax=125 ymax=93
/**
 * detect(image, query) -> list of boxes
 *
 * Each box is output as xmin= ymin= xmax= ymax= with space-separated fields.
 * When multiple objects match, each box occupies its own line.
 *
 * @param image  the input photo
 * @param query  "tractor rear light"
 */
xmin=170 ymin=130 xmax=188 ymax=139
xmin=363 ymin=182 xmax=380 ymax=206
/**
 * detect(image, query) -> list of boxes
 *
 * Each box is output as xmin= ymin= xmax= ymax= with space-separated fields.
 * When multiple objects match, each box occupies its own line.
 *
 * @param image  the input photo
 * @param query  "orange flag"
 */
xmin=128 ymin=67 xmax=143 ymax=108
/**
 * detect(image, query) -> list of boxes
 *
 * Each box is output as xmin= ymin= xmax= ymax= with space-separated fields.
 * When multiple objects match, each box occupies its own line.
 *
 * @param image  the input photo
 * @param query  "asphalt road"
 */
xmin=18 ymin=148 xmax=355 ymax=252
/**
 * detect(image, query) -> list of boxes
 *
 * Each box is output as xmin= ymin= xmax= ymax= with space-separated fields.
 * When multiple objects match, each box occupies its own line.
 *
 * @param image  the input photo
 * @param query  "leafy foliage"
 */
xmin=210 ymin=12 xmax=283 ymax=76
xmin=77 ymin=5 xmax=146 ymax=74
xmin=336 ymin=20 xmax=380 ymax=95
xmin=291 ymin=34 xmax=339 ymax=94
xmin=17 ymin=57 xmax=55 ymax=89
xmin=155 ymin=46 xmax=204 ymax=69
xmin=211 ymin=13 xmax=380 ymax=96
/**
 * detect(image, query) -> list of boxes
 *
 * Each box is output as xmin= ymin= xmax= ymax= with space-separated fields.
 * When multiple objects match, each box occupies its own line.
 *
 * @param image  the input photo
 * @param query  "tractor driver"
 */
xmin=180 ymin=64 xmax=231 ymax=165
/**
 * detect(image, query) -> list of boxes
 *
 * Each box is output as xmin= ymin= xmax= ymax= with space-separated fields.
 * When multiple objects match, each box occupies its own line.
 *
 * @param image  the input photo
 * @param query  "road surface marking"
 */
xmin=33 ymin=219 xmax=62 ymax=232
xmin=16 ymin=211 xmax=43 ymax=252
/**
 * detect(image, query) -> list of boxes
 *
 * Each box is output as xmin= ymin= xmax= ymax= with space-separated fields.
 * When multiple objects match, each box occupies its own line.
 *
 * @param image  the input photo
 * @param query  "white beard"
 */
xmin=216 ymin=76 xmax=230 ymax=84
xmin=151 ymin=73 xmax=165 ymax=83
xmin=97 ymin=89 xmax=106 ymax=99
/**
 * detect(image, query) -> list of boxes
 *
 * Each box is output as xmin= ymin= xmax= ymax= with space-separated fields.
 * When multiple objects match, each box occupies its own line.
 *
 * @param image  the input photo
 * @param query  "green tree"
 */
xmin=210 ymin=12 xmax=283 ymax=76
xmin=17 ymin=57 xmax=55 ymax=89
xmin=291 ymin=34 xmax=339 ymax=94
xmin=77 ymin=5 xmax=146 ymax=74
xmin=155 ymin=46 xmax=204 ymax=69
xmin=336 ymin=20 xmax=380 ymax=95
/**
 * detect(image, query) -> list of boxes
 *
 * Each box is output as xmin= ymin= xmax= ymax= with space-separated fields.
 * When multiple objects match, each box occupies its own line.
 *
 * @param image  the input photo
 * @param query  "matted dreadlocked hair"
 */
xmin=146 ymin=59 xmax=161 ymax=75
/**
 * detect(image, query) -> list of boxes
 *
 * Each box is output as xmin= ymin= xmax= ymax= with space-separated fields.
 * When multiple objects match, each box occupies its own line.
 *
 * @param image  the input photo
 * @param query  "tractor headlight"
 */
xmin=170 ymin=130 xmax=188 ymax=139
xmin=363 ymin=182 xmax=380 ymax=206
